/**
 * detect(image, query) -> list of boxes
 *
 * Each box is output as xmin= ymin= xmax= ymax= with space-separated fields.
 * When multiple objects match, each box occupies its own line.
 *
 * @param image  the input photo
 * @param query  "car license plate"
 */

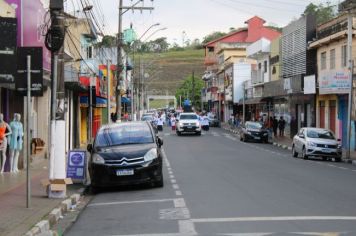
xmin=117 ymin=169 xmax=134 ymax=176
xmin=254 ymin=137 xmax=260 ymax=140
xmin=322 ymin=148 xmax=332 ymax=153
xmin=187 ymin=126 xmax=192 ymax=129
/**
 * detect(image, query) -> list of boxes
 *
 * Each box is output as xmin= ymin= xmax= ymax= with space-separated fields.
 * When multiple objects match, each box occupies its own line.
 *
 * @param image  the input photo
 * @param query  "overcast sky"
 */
xmin=66 ymin=0 xmax=340 ymax=45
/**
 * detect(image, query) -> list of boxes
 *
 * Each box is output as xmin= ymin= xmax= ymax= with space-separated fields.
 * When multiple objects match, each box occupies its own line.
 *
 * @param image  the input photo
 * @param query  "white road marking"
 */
xmin=169 ymin=174 xmax=175 ymax=179
xmin=178 ymin=220 xmax=197 ymax=235
xmin=337 ymin=167 xmax=348 ymax=170
xmin=328 ymin=164 xmax=337 ymax=168
xmin=171 ymin=179 xmax=177 ymax=184
xmin=159 ymin=208 xmax=190 ymax=220
xmin=168 ymin=171 xmax=173 ymax=175
xmin=172 ymin=184 xmax=180 ymax=190
xmin=173 ymin=198 xmax=186 ymax=208
xmin=88 ymin=198 xmax=177 ymax=207
xmin=220 ymin=233 xmax=341 ymax=236
xmin=175 ymin=190 xmax=182 ymax=196
xmin=191 ymin=216 xmax=356 ymax=223
xmin=352 ymin=170 xmax=356 ymax=172
xmin=167 ymin=167 xmax=172 ymax=171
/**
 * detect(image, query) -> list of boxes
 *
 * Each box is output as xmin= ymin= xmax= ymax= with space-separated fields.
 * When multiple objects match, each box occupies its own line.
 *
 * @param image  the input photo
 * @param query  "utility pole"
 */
xmin=243 ymin=81 xmax=246 ymax=123
xmin=347 ymin=12 xmax=353 ymax=158
xmin=46 ymin=0 xmax=66 ymax=197
xmin=117 ymin=0 xmax=154 ymax=121
xmin=107 ymin=60 xmax=111 ymax=124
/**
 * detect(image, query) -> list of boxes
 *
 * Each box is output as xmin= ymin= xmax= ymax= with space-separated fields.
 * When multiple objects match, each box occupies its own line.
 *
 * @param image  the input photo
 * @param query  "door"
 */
xmin=329 ymin=100 xmax=336 ymax=133
xmin=319 ymin=101 xmax=325 ymax=128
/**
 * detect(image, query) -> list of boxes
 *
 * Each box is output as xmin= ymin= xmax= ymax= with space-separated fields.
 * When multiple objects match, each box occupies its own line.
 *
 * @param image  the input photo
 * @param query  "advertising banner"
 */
xmin=16 ymin=47 xmax=43 ymax=96
xmin=319 ymin=70 xmax=351 ymax=94
xmin=0 ymin=17 xmax=17 ymax=83
xmin=67 ymin=150 xmax=86 ymax=180
xmin=5 ymin=0 xmax=51 ymax=71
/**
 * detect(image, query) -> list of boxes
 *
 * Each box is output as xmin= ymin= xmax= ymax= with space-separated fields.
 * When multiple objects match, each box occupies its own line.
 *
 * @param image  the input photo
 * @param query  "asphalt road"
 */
xmin=66 ymin=127 xmax=356 ymax=236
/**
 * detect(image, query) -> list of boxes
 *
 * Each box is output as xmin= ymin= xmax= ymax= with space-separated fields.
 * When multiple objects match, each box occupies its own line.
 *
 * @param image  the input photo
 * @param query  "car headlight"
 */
xmin=196 ymin=121 xmax=200 ymax=126
xmin=337 ymin=144 xmax=342 ymax=149
xmin=92 ymin=154 xmax=105 ymax=164
xmin=144 ymin=148 xmax=158 ymax=162
xmin=247 ymin=131 xmax=252 ymax=135
xmin=263 ymin=133 xmax=268 ymax=136
xmin=307 ymin=141 xmax=317 ymax=147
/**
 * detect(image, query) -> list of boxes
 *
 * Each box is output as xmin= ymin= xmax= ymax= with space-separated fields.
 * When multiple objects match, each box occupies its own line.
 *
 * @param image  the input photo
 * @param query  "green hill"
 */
xmin=132 ymin=49 xmax=205 ymax=96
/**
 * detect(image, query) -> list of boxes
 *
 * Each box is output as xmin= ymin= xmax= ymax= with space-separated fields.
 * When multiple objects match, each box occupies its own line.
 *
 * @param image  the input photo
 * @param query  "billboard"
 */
xmin=5 ymin=0 xmax=51 ymax=71
xmin=0 ymin=17 xmax=17 ymax=83
xmin=233 ymin=63 xmax=252 ymax=103
xmin=319 ymin=70 xmax=350 ymax=95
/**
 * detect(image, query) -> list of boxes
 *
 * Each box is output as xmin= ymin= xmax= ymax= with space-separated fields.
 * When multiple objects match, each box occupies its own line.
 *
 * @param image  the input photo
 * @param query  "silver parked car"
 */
xmin=292 ymin=127 xmax=342 ymax=162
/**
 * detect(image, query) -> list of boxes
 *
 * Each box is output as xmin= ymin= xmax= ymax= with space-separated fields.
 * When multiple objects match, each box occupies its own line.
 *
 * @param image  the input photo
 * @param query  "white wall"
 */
xmin=233 ymin=63 xmax=252 ymax=103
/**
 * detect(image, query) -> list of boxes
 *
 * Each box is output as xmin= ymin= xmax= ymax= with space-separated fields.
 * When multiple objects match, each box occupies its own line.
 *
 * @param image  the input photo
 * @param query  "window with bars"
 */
xmin=341 ymin=45 xmax=347 ymax=67
xmin=330 ymin=49 xmax=335 ymax=69
xmin=321 ymin=52 xmax=327 ymax=70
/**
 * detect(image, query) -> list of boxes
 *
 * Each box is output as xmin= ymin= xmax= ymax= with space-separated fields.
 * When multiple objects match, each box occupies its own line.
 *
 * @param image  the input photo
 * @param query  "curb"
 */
xmin=24 ymin=189 xmax=87 ymax=236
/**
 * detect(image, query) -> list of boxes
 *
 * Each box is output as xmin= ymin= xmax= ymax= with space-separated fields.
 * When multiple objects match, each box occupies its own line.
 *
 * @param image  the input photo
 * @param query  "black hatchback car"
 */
xmin=238 ymin=121 xmax=269 ymax=143
xmin=87 ymin=122 xmax=164 ymax=191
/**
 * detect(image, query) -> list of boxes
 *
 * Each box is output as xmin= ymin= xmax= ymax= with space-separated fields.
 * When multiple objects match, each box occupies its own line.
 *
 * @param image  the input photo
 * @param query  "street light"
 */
xmin=138 ymin=23 xmax=160 ymax=41
xmin=143 ymin=27 xmax=168 ymax=42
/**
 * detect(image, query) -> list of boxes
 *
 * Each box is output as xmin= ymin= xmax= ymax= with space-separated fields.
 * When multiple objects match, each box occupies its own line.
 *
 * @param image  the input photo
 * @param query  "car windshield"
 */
xmin=141 ymin=116 xmax=153 ymax=121
xmin=306 ymin=130 xmax=335 ymax=140
xmin=246 ymin=122 xmax=262 ymax=129
xmin=179 ymin=114 xmax=197 ymax=120
xmin=95 ymin=123 xmax=154 ymax=147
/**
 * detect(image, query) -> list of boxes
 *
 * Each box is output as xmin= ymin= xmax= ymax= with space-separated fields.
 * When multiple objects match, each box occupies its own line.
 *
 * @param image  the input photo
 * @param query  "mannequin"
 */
xmin=9 ymin=113 xmax=23 ymax=173
xmin=0 ymin=113 xmax=12 ymax=173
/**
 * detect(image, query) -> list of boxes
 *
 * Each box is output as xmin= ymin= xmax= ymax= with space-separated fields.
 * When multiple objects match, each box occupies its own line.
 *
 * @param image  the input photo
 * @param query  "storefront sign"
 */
xmin=67 ymin=150 xmax=86 ymax=180
xmin=0 ymin=17 xmax=17 ymax=83
xmin=304 ymin=75 xmax=316 ymax=94
xmin=16 ymin=47 xmax=43 ymax=96
xmin=319 ymin=70 xmax=350 ymax=94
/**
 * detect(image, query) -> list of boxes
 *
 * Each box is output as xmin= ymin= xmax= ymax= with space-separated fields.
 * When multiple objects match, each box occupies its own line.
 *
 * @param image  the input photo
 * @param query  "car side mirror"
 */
xmin=87 ymin=143 xmax=93 ymax=152
xmin=337 ymin=138 xmax=341 ymax=142
xmin=176 ymin=119 xmax=179 ymax=121
xmin=157 ymin=137 xmax=163 ymax=147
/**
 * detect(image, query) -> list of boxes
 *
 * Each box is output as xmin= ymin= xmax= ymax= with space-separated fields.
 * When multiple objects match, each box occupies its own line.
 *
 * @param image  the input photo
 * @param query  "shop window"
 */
xmin=272 ymin=66 xmax=276 ymax=74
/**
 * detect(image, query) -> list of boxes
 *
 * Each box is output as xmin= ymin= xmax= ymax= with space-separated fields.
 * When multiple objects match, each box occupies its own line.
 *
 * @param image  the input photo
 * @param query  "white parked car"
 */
xmin=292 ymin=127 xmax=342 ymax=162
xmin=176 ymin=112 xmax=201 ymax=136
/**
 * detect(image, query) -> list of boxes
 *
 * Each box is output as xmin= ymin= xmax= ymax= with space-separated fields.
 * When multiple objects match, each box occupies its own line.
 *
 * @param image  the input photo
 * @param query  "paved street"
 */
xmin=66 ymin=127 xmax=356 ymax=236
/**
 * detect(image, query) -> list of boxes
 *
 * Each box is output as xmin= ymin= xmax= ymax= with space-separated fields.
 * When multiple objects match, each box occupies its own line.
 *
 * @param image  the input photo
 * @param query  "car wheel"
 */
xmin=153 ymin=174 xmax=164 ymax=188
xmin=176 ymin=131 xmax=181 ymax=136
xmin=302 ymin=147 xmax=308 ymax=160
xmin=196 ymin=131 xmax=201 ymax=136
xmin=322 ymin=156 xmax=328 ymax=161
xmin=292 ymin=145 xmax=298 ymax=158
xmin=335 ymin=157 xmax=342 ymax=162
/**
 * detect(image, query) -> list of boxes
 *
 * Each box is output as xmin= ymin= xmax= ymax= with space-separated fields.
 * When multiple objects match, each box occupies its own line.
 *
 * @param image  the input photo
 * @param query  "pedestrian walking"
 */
xmin=272 ymin=116 xmax=278 ymax=137
xmin=278 ymin=116 xmax=286 ymax=137
xmin=157 ymin=116 xmax=164 ymax=132
xmin=202 ymin=113 xmax=209 ymax=131
xmin=171 ymin=116 xmax=176 ymax=132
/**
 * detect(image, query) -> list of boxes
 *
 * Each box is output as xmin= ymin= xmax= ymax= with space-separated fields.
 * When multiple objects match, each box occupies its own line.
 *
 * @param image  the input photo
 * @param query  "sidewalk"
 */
xmin=0 ymin=152 xmax=85 ymax=236
xmin=221 ymin=123 xmax=356 ymax=163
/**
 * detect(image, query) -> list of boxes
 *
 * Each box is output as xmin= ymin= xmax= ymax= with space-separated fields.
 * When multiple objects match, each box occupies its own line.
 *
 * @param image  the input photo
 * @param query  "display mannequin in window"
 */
xmin=9 ymin=113 xmax=23 ymax=173
xmin=0 ymin=113 xmax=12 ymax=173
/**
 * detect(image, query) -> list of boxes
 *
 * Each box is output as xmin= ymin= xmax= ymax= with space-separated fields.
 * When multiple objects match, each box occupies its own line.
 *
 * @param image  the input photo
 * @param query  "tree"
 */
xmin=96 ymin=35 xmax=117 ymax=48
xmin=202 ymin=31 xmax=227 ymax=45
xmin=304 ymin=2 xmax=336 ymax=25
xmin=175 ymin=74 xmax=204 ymax=110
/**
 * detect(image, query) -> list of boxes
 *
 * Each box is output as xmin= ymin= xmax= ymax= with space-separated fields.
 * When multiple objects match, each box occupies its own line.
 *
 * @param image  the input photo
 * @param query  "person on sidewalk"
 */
xmin=170 ymin=116 xmax=176 ymax=133
xmin=157 ymin=116 xmax=164 ymax=132
xmin=272 ymin=116 xmax=278 ymax=137
xmin=278 ymin=116 xmax=286 ymax=137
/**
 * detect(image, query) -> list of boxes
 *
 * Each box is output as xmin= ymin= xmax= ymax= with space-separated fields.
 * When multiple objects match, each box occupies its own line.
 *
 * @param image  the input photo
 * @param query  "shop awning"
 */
xmin=80 ymin=96 xmax=107 ymax=108
xmin=121 ymin=97 xmax=131 ymax=104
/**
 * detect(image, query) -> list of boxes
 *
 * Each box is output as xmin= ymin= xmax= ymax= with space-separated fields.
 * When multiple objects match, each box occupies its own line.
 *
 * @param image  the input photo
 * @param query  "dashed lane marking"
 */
xmin=172 ymin=184 xmax=180 ymax=190
xmin=175 ymin=191 xmax=182 ymax=196
xmin=169 ymin=174 xmax=175 ymax=179
xmin=171 ymin=179 xmax=177 ymax=184
xmin=173 ymin=198 xmax=186 ymax=208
